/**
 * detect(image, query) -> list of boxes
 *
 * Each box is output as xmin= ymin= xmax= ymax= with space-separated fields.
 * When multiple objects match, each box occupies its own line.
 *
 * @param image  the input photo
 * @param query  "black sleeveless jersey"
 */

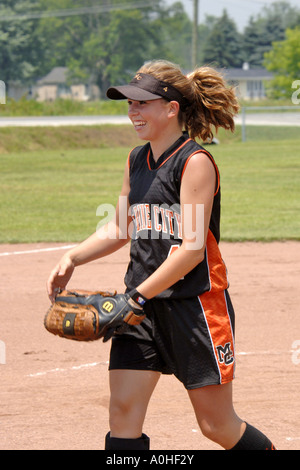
xmin=124 ymin=132 xmax=228 ymax=299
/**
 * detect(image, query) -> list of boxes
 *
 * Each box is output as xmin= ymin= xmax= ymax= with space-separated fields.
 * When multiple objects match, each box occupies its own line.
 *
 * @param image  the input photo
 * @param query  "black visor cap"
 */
xmin=106 ymin=73 xmax=189 ymax=110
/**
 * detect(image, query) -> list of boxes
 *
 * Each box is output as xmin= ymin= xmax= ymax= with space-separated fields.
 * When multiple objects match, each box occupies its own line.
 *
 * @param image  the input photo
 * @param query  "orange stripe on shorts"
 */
xmin=198 ymin=290 xmax=235 ymax=384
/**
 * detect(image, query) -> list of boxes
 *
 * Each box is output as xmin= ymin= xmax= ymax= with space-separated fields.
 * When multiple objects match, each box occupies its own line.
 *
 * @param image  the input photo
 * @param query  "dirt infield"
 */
xmin=0 ymin=241 xmax=299 ymax=450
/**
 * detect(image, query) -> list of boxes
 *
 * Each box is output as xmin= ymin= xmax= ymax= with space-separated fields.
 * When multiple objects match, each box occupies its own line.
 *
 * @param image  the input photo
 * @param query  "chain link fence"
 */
xmin=236 ymin=106 xmax=300 ymax=142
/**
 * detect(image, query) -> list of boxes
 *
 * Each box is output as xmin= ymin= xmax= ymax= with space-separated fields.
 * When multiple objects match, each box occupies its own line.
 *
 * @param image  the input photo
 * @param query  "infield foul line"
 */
xmin=0 ymin=244 xmax=77 ymax=257
xmin=26 ymin=361 xmax=109 ymax=377
xmin=26 ymin=350 xmax=293 ymax=379
xmin=237 ymin=351 xmax=287 ymax=356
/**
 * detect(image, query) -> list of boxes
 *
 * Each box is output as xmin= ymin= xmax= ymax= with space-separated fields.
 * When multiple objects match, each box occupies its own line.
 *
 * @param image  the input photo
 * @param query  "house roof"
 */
xmin=219 ymin=67 xmax=273 ymax=81
xmin=37 ymin=67 xmax=68 ymax=85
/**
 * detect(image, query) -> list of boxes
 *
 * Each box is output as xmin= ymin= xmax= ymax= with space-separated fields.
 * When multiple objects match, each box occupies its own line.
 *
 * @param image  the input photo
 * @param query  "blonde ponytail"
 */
xmin=185 ymin=67 xmax=240 ymax=142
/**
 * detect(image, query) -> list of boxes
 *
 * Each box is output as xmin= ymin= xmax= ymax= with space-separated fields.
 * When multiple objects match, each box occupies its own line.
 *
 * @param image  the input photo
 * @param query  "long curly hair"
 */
xmin=138 ymin=60 xmax=240 ymax=142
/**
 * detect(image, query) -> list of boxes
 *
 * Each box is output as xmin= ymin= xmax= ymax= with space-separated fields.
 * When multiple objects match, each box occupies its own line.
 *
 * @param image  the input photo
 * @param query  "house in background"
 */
xmin=33 ymin=67 xmax=100 ymax=102
xmin=7 ymin=64 xmax=273 ymax=102
xmin=220 ymin=63 xmax=274 ymax=100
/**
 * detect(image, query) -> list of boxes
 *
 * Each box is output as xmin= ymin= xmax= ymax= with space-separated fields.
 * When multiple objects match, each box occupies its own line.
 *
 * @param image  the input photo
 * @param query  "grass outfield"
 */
xmin=215 ymin=140 xmax=300 ymax=241
xmin=0 ymin=130 xmax=299 ymax=243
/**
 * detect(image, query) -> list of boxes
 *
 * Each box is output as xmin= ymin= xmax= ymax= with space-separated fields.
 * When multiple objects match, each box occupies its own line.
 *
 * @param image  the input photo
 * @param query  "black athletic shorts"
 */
xmin=109 ymin=289 xmax=236 ymax=390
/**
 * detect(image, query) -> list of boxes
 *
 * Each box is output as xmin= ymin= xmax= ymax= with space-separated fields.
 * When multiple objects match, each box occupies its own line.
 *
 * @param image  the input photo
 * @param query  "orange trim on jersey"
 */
xmin=206 ymin=229 xmax=228 ymax=292
xmin=127 ymin=147 xmax=136 ymax=170
xmin=181 ymin=150 xmax=220 ymax=196
xmin=198 ymin=290 xmax=235 ymax=384
xmin=147 ymin=138 xmax=192 ymax=171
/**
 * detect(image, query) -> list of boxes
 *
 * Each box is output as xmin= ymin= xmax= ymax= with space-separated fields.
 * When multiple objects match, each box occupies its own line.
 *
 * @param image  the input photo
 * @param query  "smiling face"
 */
xmin=127 ymin=97 xmax=183 ymax=160
xmin=127 ymin=99 xmax=172 ymax=142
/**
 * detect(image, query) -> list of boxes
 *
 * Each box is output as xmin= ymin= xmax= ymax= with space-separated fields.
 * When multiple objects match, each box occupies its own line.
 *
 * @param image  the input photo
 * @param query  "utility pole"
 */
xmin=192 ymin=0 xmax=199 ymax=68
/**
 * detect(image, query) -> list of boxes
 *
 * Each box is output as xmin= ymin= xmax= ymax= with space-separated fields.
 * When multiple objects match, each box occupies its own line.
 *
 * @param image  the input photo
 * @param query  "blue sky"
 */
xmin=164 ymin=0 xmax=300 ymax=31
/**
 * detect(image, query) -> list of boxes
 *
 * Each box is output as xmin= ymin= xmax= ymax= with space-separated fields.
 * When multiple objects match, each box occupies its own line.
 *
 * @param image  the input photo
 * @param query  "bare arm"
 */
xmin=47 ymin=161 xmax=131 ymax=301
xmin=136 ymin=152 xmax=216 ymax=299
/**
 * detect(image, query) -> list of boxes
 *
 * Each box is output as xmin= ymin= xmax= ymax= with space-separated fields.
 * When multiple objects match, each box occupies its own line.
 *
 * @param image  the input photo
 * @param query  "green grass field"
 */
xmin=0 ymin=126 xmax=299 ymax=243
xmin=215 ymin=139 xmax=300 ymax=241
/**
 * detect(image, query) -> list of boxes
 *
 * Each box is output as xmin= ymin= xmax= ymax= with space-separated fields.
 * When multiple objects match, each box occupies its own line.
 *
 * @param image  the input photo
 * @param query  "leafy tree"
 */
xmin=197 ymin=15 xmax=222 ymax=67
xmin=243 ymin=1 xmax=300 ymax=68
xmin=202 ymin=9 xmax=244 ymax=68
xmin=36 ymin=0 xmax=102 ymax=76
xmin=36 ymin=0 xmax=176 ymax=92
xmin=149 ymin=1 xmax=192 ymax=70
xmin=264 ymin=27 xmax=300 ymax=98
xmin=243 ymin=16 xmax=267 ymax=68
xmin=68 ymin=6 xmax=165 ymax=92
xmin=0 ymin=1 xmax=45 ymax=88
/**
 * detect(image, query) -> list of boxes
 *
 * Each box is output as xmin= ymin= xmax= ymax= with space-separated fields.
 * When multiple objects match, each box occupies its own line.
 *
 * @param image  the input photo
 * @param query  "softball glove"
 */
xmin=44 ymin=289 xmax=146 ymax=342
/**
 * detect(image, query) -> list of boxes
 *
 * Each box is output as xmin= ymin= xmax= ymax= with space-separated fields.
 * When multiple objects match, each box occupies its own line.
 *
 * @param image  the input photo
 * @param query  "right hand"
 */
xmin=47 ymin=255 xmax=75 ymax=303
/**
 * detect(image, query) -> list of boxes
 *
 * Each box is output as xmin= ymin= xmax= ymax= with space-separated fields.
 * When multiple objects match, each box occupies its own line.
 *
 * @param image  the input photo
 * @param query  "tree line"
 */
xmin=0 ymin=0 xmax=299 ymax=98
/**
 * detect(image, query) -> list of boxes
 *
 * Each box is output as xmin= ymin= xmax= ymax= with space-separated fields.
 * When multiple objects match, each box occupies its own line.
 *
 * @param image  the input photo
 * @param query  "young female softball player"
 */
xmin=47 ymin=60 xmax=276 ymax=450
